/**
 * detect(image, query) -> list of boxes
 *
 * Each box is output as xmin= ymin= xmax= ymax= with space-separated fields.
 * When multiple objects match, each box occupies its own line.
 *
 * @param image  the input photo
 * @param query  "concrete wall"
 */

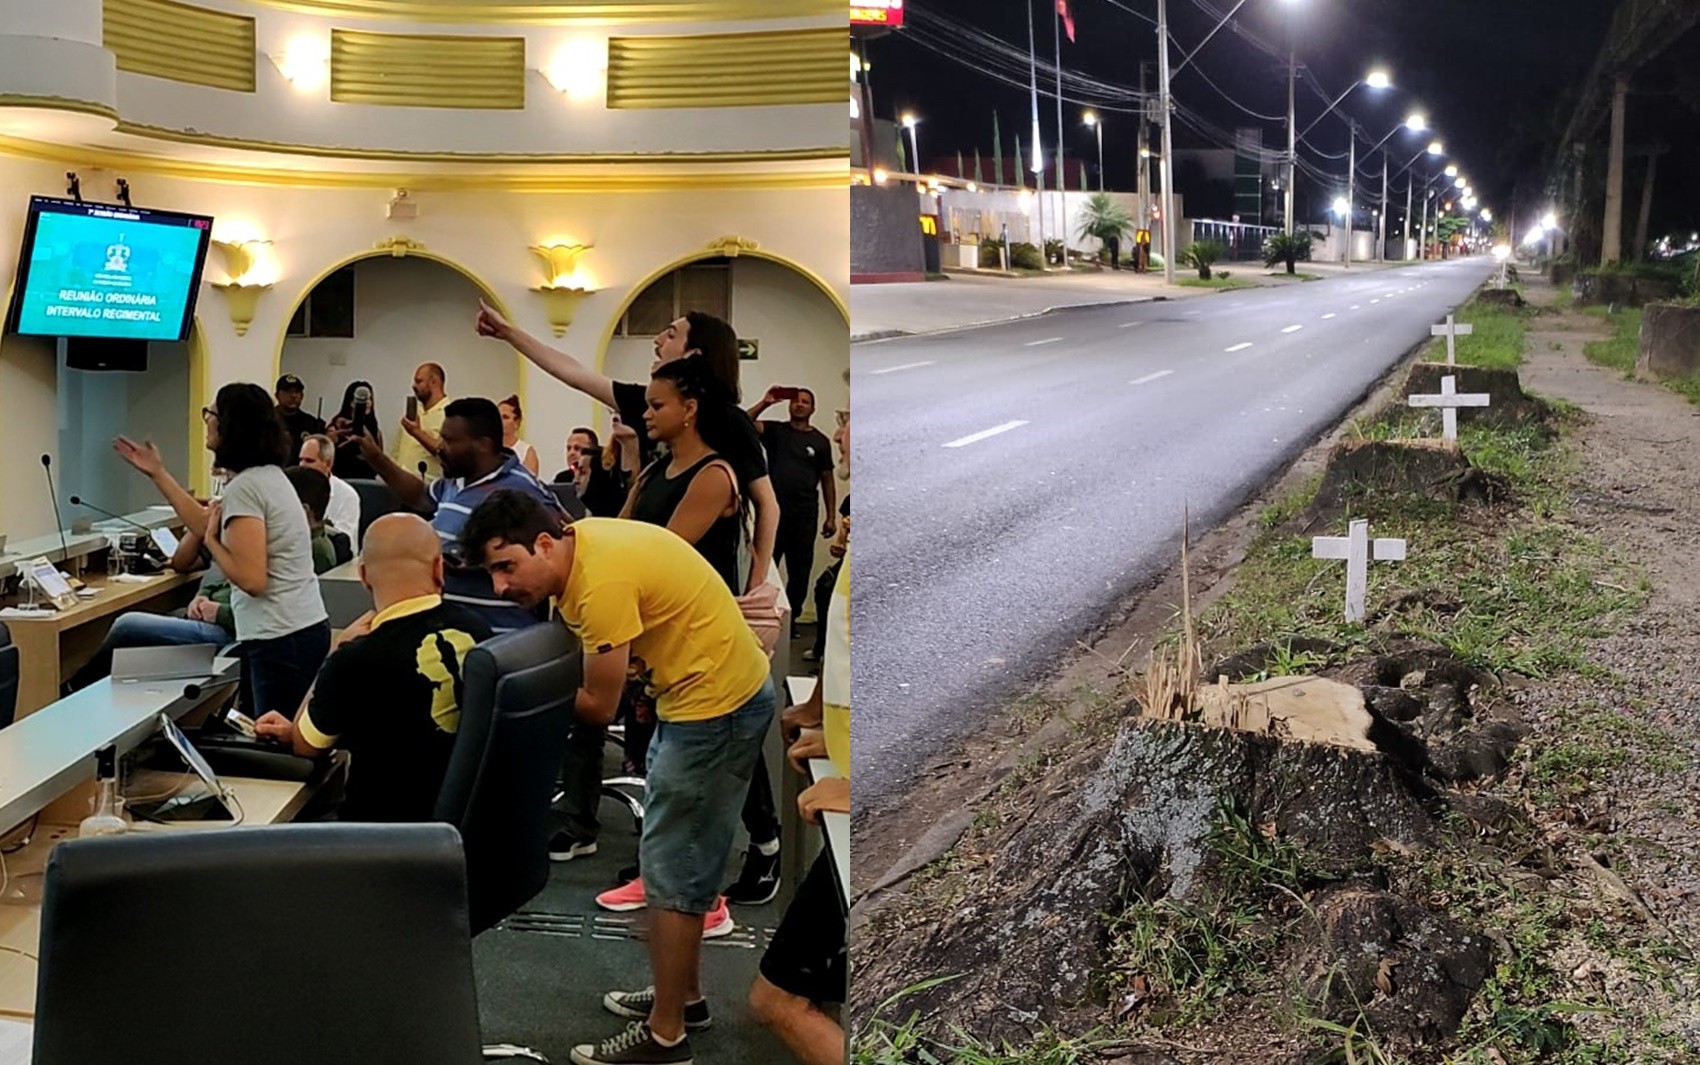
xmin=851 ymin=182 xmax=924 ymax=282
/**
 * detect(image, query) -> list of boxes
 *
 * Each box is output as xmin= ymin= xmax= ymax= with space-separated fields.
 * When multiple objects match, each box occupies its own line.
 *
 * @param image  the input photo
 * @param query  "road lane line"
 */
xmin=1225 ymin=342 xmax=1253 ymax=352
xmin=1370 ymin=299 xmax=1381 ymax=304
xmin=1321 ymin=313 xmax=1337 ymax=319
xmin=1351 ymin=304 xmax=1361 ymax=310
xmin=1131 ymin=370 xmax=1174 ymax=385
xmin=1119 ymin=321 xmax=1146 ymax=329
xmin=870 ymin=360 xmax=935 ymax=375
xmin=1282 ymin=325 xmax=1303 ymax=333
xmin=943 ymin=420 xmax=1029 ymax=448
xmin=1025 ymin=337 xmax=1063 ymax=347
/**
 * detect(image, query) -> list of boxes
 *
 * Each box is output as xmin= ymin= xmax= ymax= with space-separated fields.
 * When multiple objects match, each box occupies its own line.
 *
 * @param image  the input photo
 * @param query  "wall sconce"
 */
xmin=209 ymin=238 xmax=274 ymax=337
xmin=269 ymin=34 xmax=331 ymax=91
xmin=529 ymin=243 xmax=595 ymax=337
xmin=540 ymin=37 xmax=607 ymax=101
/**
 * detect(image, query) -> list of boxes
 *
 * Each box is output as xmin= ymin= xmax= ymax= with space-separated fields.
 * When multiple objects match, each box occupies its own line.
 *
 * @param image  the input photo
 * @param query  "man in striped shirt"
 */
xmin=357 ymin=396 xmax=564 ymax=633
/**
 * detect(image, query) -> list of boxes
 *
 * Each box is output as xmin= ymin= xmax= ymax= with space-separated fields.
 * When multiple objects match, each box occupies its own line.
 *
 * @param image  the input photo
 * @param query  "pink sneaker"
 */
xmin=596 ymin=877 xmax=647 ymax=912
xmin=701 ymin=896 xmax=734 ymax=940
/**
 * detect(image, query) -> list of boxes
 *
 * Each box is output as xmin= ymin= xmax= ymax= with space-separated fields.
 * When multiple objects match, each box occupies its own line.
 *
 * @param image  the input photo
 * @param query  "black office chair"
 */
xmin=0 ymin=621 xmax=17 ymax=729
xmin=438 ymin=623 xmax=579 ymax=935
xmin=546 ymin=482 xmax=588 ymax=520
xmin=346 ymin=478 xmax=406 ymax=543
xmin=33 ymin=823 xmax=484 ymax=1065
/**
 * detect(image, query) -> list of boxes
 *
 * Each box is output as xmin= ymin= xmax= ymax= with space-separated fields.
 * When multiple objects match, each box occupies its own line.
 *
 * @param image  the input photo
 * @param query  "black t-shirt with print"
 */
xmin=613 ymin=379 xmax=768 ymax=492
xmin=758 ymin=421 xmax=833 ymax=514
xmin=303 ymin=600 xmax=493 ymax=823
xmin=280 ymin=408 xmax=327 ymax=456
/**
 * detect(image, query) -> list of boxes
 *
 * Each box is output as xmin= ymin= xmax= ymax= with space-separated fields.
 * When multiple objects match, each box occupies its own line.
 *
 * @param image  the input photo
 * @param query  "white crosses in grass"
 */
xmin=1430 ymin=314 xmax=1474 ymax=367
xmin=1312 ymin=518 xmax=1407 ymax=624
xmin=1407 ymin=374 xmax=1491 ymax=441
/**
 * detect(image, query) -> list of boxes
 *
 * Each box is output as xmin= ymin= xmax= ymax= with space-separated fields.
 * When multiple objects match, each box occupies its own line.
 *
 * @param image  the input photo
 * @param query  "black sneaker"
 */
xmin=570 ymin=1023 xmax=693 ymax=1065
xmin=603 ymin=986 xmax=712 ymax=1030
xmin=549 ymin=831 xmax=598 ymax=862
xmin=616 ymin=863 xmax=640 ymax=885
xmin=724 ymin=843 xmax=781 ymax=905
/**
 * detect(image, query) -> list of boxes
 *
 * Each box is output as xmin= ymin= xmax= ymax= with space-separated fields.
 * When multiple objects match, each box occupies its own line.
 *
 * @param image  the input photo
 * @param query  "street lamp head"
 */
xmin=1332 ymin=195 xmax=1351 ymax=216
xmin=1540 ymin=211 xmax=1558 ymax=230
xmin=1365 ymin=70 xmax=1392 ymax=90
xmin=1444 ymin=164 xmax=1459 ymax=177
xmin=1455 ymin=177 xmax=1467 ymax=188
xmin=1405 ymin=114 xmax=1427 ymax=132
xmin=900 ymin=112 xmax=917 ymax=129
xmin=1481 ymin=209 xmax=1493 ymax=221
xmin=1083 ymin=110 xmax=1097 ymax=126
xmin=1427 ymin=141 xmax=1444 ymax=156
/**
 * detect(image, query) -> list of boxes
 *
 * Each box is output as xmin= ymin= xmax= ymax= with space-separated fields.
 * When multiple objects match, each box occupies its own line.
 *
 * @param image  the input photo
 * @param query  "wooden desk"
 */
xmin=1 ymin=571 xmax=201 ymax=720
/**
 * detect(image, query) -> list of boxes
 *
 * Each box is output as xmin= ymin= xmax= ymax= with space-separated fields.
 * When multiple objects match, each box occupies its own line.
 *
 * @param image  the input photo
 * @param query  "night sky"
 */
xmin=862 ymin=0 xmax=1678 ymax=233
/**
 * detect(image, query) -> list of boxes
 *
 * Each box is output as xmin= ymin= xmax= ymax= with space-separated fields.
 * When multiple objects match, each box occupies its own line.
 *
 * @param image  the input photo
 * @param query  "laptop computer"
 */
xmin=111 ymin=644 xmax=217 ymax=684
xmin=127 ymin=713 xmax=238 ymax=823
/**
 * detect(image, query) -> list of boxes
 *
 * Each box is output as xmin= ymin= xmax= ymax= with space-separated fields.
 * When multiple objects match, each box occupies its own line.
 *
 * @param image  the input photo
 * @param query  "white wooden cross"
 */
xmin=1312 ymin=519 xmax=1407 ymax=623
xmin=1407 ymin=374 xmax=1492 ymax=441
xmin=1431 ymin=314 xmax=1474 ymax=367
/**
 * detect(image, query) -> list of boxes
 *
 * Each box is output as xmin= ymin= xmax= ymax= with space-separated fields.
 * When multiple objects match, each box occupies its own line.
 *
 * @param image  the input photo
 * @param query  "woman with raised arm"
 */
xmin=115 ymin=383 xmax=330 ymax=718
xmin=475 ymin=300 xmax=778 ymax=593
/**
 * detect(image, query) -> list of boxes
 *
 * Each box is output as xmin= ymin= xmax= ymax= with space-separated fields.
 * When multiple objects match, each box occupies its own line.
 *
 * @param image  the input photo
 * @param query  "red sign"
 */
xmin=851 ymin=1 xmax=904 ymax=28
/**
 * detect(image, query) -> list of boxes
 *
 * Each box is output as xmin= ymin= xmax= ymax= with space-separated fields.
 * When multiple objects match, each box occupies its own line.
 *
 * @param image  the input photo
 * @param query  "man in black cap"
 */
xmin=276 ymin=373 xmax=327 ymax=457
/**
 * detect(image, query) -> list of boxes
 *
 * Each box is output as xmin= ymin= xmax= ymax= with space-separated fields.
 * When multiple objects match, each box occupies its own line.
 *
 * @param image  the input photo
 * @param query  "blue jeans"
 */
xmin=640 ymin=677 xmax=776 ymax=914
xmin=239 ymin=621 xmax=331 ymax=719
xmin=69 ymin=612 xmax=232 ymax=690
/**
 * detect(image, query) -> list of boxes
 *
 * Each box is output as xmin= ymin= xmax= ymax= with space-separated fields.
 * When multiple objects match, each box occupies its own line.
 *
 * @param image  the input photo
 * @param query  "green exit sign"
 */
xmin=738 ymin=339 xmax=759 ymax=360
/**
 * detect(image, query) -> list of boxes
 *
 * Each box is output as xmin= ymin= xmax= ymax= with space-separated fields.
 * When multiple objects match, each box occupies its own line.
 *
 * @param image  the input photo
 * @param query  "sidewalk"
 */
xmin=850 ymin=258 xmax=1409 ymax=342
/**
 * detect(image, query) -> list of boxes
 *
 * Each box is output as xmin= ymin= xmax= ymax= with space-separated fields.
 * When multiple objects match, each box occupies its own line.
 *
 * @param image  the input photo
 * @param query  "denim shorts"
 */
xmin=640 ymin=676 xmax=776 ymax=915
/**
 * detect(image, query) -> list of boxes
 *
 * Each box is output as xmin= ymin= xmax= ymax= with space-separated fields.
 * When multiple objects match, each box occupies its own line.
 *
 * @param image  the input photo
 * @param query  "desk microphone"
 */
xmin=41 ymin=455 xmax=69 ymax=562
xmin=69 ymin=495 xmax=152 ymax=534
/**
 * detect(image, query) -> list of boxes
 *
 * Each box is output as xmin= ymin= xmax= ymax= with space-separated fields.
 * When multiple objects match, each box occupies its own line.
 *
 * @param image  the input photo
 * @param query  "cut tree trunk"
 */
xmin=1304 ymin=438 xmax=1504 ymax=526
xmin=1637 ymin=302 xmax=1700 ymax=379
xmin=1404 ymin=363 xmax=1548 ymax=430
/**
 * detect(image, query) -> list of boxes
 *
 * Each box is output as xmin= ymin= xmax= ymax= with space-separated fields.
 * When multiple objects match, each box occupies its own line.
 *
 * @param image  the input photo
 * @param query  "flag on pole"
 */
xmin=974 ymin=146 xmax=985 ymax=186
xmin=992 ymin=111 xmax=1004 ymax=185
xmin=1057 ymin=0 xmax=1075 ymax=43
xmin=1014 ymin=133 xmax=1025 ymax=188
xmin=956 ymin=150 xmax=965 ymax=180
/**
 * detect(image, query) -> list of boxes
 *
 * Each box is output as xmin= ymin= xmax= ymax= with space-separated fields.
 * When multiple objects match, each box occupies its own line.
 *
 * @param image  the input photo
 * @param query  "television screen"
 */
xmin=6 ymin=196 xmax=213 ymax=343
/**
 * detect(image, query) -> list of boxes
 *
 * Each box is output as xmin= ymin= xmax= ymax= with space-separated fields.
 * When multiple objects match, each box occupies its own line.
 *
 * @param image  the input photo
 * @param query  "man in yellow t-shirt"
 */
xmin=395 ymin=361 xmax=452 ymax=481
xmin=462 ymin=492 xmax=774 ymax=1065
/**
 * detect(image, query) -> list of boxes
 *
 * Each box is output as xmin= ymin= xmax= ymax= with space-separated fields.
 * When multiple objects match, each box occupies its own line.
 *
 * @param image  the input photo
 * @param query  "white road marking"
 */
xmin=1185 ymin=310 xmax=1202 ymax=317
xmin=1371 ymin=299 xmax=1381 ymax=304
xmin=1282 ymin=325 xmax=1303 ymax=334
xmin=870 ymin=360 xmax=934 ymax=375
xmin=943 ymin=420 xmax=1029 ymax=448
xmin=1025 ymin=337 xmax=1063 ymax=347
xmin=1131 ymin=370 xmax=1174 ymax=385
xmin=1225 ymin=342 xmax=1253 ymax=352
xmin=1351 ymin=304 xmax=1361 ymax=310
xmin=1322 ymin=313 xmax=1337 ymax=319
xmin=1119 ymin=320 xmax=1146 ymax=329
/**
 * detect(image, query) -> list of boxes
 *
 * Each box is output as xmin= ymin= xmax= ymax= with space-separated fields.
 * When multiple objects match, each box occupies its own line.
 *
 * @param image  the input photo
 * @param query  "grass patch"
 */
xmin=1176 ymin=275 xmax=1260 ymax=290
xmin=1441 ymin=296 xmax=1532 ymax=371
xmin=1265 ymin=271 xmax=1322 ymax=282
xmin=1582 ymin=307 xmax=1641 ymax=376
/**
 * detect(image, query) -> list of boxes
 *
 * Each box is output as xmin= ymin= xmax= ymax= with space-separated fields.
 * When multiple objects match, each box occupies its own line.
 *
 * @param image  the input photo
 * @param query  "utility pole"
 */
xmin=1285 ymin=48 xmax=1297 ymax=235
xmin=1027 ymin=0 xmax=1047 ymax=269
xmin=1378 ymin=151 xmax=1388 ymax=262
xmin=1419 ymin=185 xmax=1430 ymax=261
xmin=1344 ymin=126 xmax=1355 ymax=267
xmin=1053 ymin=3 xmax=1066 ymax=261
xmin=1157 ymin=0 xmax=1177 ymax=284
xmin=1403 ymin=176 xmax=1413 ymax=261
xmin=1138 ymin=62 xmax=1150 ymax=243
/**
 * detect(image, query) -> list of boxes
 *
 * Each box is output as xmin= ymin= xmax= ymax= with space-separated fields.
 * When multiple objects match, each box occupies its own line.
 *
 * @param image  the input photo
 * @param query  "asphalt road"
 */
xmin=850 ymin=256 xmax=1498 ymax=815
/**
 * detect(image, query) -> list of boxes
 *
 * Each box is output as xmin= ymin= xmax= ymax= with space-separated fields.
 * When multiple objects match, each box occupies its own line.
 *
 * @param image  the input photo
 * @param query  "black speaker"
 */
xmin=62 ymin=336 xmax=148 ymax=372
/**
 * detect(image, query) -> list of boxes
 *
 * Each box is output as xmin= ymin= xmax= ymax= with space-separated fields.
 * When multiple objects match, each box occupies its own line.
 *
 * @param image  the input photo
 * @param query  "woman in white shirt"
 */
xmin=499 ymin=394 xmax=540 ymax=475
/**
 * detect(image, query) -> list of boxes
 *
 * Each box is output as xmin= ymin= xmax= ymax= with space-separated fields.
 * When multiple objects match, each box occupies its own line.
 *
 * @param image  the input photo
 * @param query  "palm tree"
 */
xmin=1262 ymin=232 xmax=1313 ymax=275
xmin=1075 ymin=192 xmax=1134 ymax=265
xmin=1181 ymin=240 xmax=1224 ymax=280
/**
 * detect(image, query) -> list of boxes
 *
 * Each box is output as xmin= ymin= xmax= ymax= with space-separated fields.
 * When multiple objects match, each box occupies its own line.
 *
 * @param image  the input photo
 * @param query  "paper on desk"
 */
xmin=0 ymin=1017 xmax=30 ymax=1064
xmin=0 ymin=608 xmax=54 ymax=619
xmin=112 ymin=573 xmax=157 ymax=584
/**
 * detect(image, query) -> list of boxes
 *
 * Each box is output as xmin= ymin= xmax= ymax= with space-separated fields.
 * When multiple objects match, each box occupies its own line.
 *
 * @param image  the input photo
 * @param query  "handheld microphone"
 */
xmin=41 ymin=455 xmax=69 ymax=563
xmin=69 ymin=495 xmax=152 ymax=534
xmin=418 ymin=461 xmax=429 ymax=478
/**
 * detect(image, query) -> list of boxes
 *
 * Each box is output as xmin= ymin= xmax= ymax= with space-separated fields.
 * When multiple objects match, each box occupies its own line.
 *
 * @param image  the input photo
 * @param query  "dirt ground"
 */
xmin=850 ymin=271 xmax=1700 ymax=1051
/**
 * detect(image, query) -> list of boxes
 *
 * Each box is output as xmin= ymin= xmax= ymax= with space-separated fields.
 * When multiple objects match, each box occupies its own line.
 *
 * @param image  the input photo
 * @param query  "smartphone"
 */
xmin=773 ymin=386 xmax=800 ymax=400
xmin=406 ymin=395 xmax=419 ymax=421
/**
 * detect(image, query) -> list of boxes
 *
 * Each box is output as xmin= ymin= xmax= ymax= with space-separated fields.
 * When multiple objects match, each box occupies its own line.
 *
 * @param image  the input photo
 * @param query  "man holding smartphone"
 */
xmin=747 ymin=385 xmax=837 ymax=634
xmin=396 ymin=362 xmax=452 ymax=481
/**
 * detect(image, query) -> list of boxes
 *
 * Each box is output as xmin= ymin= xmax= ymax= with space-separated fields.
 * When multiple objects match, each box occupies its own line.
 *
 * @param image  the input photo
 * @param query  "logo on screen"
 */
xmin=104 ymin=235 xmax=132 ymax=274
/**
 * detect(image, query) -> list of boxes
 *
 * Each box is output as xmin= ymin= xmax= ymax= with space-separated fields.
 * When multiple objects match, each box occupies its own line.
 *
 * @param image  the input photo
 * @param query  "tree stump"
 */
xmin=1476 ymin=287 xmax=1525 ymax=307
xmin=1637 ymin=302 xmax=1700 ymax=379
xmin=1305 ymin=439 xmax=1501 ymax=526
xmin=1404 ymin=362 xmax=1547 ymax=430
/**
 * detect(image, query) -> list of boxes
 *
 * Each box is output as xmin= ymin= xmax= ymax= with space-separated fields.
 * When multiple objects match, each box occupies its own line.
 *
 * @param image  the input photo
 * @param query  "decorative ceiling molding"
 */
xmin=607 ymin=27 xmax=844 ymax=109
xmin=225 ymin=0 xmax=842 ymax=24
xmin=330 ymin=29 xmax=527 ymax=109
xmin=104 ymin=0 xmax=257 ymax=93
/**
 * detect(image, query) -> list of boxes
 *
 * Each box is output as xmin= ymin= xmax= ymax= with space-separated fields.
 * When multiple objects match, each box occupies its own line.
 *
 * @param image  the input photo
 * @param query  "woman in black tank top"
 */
xmin=621 ymin=359 xmax=744 ymax=591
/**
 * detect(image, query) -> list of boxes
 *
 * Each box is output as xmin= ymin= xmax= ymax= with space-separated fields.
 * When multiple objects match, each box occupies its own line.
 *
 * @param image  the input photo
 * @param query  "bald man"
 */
xmin=255 ymin=513 xmax=492 ymax=822
xmin=397 ymin=361 xmax=452 ymax=481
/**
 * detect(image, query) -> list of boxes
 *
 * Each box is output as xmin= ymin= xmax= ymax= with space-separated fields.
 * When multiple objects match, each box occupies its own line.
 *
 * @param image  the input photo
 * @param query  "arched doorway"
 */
xmin=274 ymin=247 xmax=523 ymax=474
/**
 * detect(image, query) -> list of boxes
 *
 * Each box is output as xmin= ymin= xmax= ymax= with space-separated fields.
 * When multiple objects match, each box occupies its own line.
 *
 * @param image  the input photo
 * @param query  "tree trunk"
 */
xmin=1602 ymin=74 xmax=1628 ymax=264
xmin=1633 ymin=150 xmax=1660 ymax=262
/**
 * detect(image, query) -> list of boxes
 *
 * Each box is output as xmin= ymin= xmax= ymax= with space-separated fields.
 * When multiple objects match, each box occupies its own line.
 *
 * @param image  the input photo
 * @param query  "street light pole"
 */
xmin=1285 ymin=48 xmax=1296 ymax=235
xmin=1403 ymin=176 xmax=1413 ymax=260
xmin=1157 ymin=0 xmax=1177 ymax=284
xmin=902 ymin=116 xmax=920 ymax=175
xmin=1095 ymin=116 xmax=1104 ymax=191
xmin=1344 ymin=126 xmax=1355 ymax=268
xmin=1378 ymin=151 xmax=1388 ymax=262
xmin=1027 ymin=0 xmax=1047 ymax=270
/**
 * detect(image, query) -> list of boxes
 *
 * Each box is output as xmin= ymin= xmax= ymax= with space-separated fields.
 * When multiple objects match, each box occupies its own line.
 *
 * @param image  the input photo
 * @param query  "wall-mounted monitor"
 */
xmin=5 ymin=196 xmax=213 ymax=343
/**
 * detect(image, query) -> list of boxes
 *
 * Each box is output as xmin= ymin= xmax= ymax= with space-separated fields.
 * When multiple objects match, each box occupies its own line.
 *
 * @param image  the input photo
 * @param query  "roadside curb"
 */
xmin=852 ymin=296 xmax=1161 ymax=345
